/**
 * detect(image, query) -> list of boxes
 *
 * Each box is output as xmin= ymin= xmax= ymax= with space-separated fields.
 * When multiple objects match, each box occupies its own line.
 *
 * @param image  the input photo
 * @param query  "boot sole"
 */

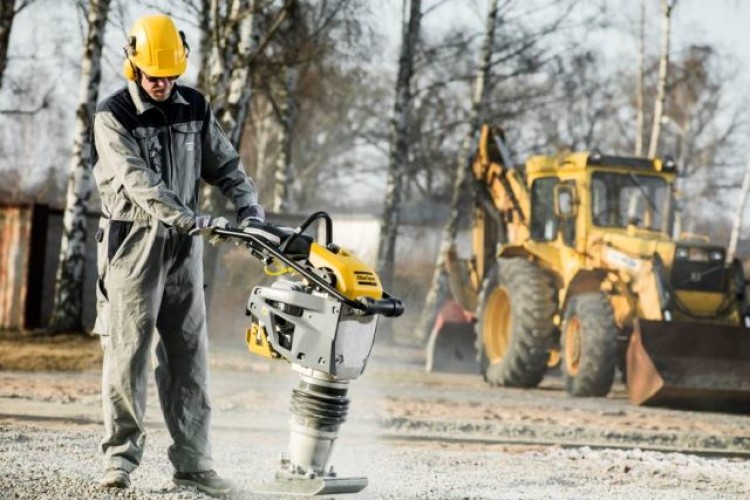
xmin=100 ymin=474 xmax=130 ymax=489
xmin=173 ymin=478 xmax=232 ymax=497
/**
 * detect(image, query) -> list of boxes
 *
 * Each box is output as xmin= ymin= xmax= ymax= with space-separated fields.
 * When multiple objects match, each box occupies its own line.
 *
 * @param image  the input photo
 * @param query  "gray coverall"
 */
xmin=91 ymin=81 xmax=257 ymax=473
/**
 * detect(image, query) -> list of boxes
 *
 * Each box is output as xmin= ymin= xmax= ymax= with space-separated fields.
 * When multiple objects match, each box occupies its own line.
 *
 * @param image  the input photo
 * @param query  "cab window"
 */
xmin=530 ymin=177 xmax=559 ymax=242
xmin=560 ymin=180 xmax=577 ymax=247
xmin=591 ymin=171 xmax=673 ymax=233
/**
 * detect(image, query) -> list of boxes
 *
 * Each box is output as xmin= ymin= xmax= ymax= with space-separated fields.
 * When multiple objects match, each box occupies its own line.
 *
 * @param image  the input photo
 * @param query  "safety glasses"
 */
xmin=143 ymin=73 xmax=178 ymax=83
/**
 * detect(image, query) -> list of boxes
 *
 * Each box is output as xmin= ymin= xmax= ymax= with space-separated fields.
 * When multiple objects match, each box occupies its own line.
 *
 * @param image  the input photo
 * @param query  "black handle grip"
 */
xmin=360 ymin=296 xmax=405 ymax=317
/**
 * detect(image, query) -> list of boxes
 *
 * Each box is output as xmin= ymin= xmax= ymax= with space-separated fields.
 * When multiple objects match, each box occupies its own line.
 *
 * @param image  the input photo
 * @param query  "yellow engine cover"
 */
xmin=308 ymin=242 xmax=383 ymax=300
xmin=246 ymin=323 xmax=278 ymax=359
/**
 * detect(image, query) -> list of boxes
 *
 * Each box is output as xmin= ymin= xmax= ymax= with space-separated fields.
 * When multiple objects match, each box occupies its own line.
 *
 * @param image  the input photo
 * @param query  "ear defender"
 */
xmin=122 ymin=59 xmax=137 ymax=81
xmin=122 ymin=36 xmax=138 ymax=81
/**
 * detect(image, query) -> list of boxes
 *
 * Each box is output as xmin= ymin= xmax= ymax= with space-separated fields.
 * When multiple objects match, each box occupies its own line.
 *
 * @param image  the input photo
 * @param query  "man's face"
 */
xmin=139 ymin=72 xmax=178 ymax=102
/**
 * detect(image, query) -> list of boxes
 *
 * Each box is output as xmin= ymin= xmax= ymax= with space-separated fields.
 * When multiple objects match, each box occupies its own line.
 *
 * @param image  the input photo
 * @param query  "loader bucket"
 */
xmin=627 ymin=319 xmax=750 ymax=412
xmin=425 ymin=301 xmax=477 ymax=374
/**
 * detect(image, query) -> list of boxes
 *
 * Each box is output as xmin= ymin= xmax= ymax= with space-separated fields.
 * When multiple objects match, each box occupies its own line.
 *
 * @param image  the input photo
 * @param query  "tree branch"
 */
xmin=0 ymin=84 xmax=54 ymax=115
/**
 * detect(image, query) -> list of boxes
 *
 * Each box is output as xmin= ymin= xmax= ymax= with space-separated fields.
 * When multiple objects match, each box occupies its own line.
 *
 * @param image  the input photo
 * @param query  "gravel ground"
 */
xmin=1 ymin=341 xmax=749 ymax=499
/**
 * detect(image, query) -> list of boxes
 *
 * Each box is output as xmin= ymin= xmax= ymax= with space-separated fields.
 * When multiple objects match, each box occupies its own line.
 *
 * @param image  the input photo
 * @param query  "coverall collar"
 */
xmin=128 ymin=80 xmax=190 ymax=115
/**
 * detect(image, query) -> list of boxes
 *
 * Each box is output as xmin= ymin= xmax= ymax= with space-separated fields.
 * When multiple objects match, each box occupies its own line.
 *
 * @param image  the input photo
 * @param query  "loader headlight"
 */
xmin=675 ymin=247 xmax=689 ymax=260
xmin=709 ymin=250 xmax=724 ymax=261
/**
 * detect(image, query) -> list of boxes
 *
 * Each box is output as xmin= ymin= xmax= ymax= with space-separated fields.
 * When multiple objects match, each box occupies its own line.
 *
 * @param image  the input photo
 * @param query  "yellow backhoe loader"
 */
xmin=428 ymin=124 xmax=750 ymax=411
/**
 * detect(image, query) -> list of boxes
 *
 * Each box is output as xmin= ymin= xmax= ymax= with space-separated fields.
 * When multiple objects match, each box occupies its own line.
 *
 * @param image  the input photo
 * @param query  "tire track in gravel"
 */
xmin=376 ymin=418 xmax=750 ymax=459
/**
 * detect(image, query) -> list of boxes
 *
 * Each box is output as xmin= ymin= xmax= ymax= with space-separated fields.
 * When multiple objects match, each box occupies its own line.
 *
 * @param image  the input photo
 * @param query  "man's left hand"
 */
xmin=238 ymin=204 xmax=266 ymax=227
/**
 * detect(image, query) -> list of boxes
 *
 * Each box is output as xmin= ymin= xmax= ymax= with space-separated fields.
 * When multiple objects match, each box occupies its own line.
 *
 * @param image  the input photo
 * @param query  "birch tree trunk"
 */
xmin=0 ymin=1 xmax=15 ymax=90
xmin=223 ymin=0 xmax=260 ymax=148
xmin=47 ymin=0 xmax=111 ymax=334
xmin=272 ymin=64 xmax=297 ymax=212
xmin=376 ymin=0 xmax=421 ymax=290
xmin=414 ymin=0 xmax=499 ymax=343
xmin=634 ymin=0 xmax=645 ymax=156
xmin=0 ymin=0 xmax=37 ymax=90
xmin=727 ymin=155 xmax=750 ymax=264
xmin=205 ymin=0 xmax=243 ymax=109
xmin=201 ymin=0 xmax=260 ymax=312
xmin=195 ymin=0 xmax=212 ymax=94
xmin=200 ymin=0 xmax=241 ymax=218
xmin=647 ymin=0 xmax=676 ymax=158
xmin=253 ymin=99 xmax=275 ymax=185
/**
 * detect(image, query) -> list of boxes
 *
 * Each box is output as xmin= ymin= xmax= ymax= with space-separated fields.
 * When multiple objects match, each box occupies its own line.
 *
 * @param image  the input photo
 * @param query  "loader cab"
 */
xmin=526 ymin=155 xmax=675 ymax=246
xmin=525 ymin=152 xmax=587 ymax=252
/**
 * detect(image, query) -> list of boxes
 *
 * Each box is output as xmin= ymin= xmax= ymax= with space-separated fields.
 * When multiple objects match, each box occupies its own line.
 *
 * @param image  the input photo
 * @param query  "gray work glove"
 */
xmin=189 ymin=214 xmax=230 ymax=246
xmin=238 ymin=204 xmax=266 ymax=228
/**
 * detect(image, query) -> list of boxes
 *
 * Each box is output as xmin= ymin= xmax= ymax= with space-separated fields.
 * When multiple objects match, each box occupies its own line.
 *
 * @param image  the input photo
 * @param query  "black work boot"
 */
xmin=100 ymin=468 xmax=131 ymax=488
xmin=173 ymin=470 xmax=233 ymax=497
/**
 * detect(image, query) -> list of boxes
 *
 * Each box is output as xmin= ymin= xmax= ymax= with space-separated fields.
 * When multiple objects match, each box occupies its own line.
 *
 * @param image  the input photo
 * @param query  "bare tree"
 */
xmin=383 ymin=0 xmax=581 ymax=214
xmin=0 ymin=0 xmax=40 ymax=90
xmin=663 ymin=46 xmax=748 ymax=241
xmin=270 ymin=64 xmax=391 ymax=210
xmin=271 ymin=64 xmax=296 ymax=211
xmin=47 ymin=0 xmax=112 ymax=334
xmin=531 ymin=49 xmax=620 ymax=152
xmin=195 ymin=0 xmax=212 ymax=93
xmin=727 ymin=155 xmax=750 ymax=263
xmin=647 ymin=0 xmax=676 ymax=158
xmin=414 ymin=0 xmax=499 ymax=343
xmin=216 ymin=0 xmax=266 ymax=147
xmin=199 ymin=0 xmax=263 ymax=312
xmin=376 ymin=0 xmax=421 ymax=289
xmin=270 ymin=0 xmax=301 ymax=212
xmin=634 ymin=0 xmax=645 ymax=155
xmin=261 ymin=0 xmax=370 ymax=212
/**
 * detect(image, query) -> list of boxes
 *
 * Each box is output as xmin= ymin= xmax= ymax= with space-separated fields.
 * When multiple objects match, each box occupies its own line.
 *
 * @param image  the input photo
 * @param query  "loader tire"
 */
xmin=561 ymin=293 xmax=617 ymax=397
xmin=475 ymin=258 xmax=557 ymax=387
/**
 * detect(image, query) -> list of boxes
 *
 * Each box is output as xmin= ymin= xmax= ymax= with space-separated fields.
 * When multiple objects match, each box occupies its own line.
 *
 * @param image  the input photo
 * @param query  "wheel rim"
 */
xmin=483 ymin=286 xmax=511 ymax=364
xmin=564 ymin=316 xmax=581 ymax=375
xmin=547 ymin=349 xmax=561 ymax=368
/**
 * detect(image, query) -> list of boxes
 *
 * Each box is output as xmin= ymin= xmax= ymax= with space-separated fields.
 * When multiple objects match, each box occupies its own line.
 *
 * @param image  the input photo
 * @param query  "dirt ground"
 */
xmin=1 ymin=332 xmax=750 ymax=499
xmin=0 ymin=330 xmax=102 ymax=372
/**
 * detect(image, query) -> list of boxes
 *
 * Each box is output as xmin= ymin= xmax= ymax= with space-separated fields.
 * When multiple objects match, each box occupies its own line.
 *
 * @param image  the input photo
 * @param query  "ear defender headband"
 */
xmin=122 ymin=36 xmax=138 ymax=81
xmin=179 ymin=31 xmax=191 ymax=57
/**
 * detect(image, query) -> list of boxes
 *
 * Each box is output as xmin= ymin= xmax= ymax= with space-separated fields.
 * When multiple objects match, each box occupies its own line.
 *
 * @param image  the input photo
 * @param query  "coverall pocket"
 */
xmin=93 ymin=221 xmax=111 ymax=335
xmin=108 ymin=220 xmax=134 ymax=262
xmin=133 ymin=126 xmax=163 ymax=175
xmin=172 ymin=121 xmax=202 ymax=187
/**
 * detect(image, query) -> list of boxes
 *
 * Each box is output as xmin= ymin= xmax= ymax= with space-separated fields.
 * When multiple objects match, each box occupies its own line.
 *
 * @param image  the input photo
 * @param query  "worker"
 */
xmin=90 ymin=13 xmax=264 ymax=496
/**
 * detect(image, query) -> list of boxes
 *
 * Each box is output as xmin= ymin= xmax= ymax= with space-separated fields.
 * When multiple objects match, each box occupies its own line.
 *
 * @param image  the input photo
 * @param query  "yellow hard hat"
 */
xmin=122 ymin=14 xmax=189 ymax=81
